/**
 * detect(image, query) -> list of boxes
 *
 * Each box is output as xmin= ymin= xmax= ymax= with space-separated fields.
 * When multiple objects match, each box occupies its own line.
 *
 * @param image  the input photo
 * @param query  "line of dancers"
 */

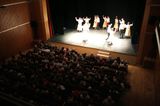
xmin=75 ymin=17 xmax=91 ymax=32
xmin=75 ymin=15 xmax=133 ymax=39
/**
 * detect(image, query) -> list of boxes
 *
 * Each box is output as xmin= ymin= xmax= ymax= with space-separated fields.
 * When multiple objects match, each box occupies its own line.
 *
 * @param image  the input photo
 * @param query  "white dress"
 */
xmin=83 ymin=17 xmax=91 ymax=31
xmin=75 ymin=18 xmax=83 ymax=31
xmin=124 ymin=23 xmax=133 ymax=37
xmin=107 ymin=24 xmax=112 ymax=34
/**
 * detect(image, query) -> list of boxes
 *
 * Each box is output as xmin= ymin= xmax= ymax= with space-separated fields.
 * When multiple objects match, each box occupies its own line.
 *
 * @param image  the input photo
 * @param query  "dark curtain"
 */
xmin=48 ymin=0 xmax=146 ymax=41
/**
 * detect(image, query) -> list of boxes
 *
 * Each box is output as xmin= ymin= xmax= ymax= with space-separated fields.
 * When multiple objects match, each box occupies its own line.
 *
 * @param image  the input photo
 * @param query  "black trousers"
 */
xmin=119 ymin=29 xmax=125 ymax=38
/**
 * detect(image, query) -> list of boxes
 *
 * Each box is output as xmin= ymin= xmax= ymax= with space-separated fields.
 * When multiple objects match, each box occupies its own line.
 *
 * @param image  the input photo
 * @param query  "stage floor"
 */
xmin=50 ymin=29 xmax=137 ymax=55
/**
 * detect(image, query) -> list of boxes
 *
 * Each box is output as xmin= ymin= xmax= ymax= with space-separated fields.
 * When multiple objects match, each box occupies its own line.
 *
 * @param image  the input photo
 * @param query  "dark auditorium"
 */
xmin=0 ymin=0 xmax=160 ymax=106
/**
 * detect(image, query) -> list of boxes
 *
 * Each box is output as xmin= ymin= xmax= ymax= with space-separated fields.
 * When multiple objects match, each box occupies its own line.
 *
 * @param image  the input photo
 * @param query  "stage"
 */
xmin=50 ymin=29 xmax=137 ymax=55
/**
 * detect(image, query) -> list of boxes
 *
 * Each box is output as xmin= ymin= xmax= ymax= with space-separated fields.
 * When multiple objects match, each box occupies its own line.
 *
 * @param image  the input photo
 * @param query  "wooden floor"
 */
xmin=50 ymin=42 xmax=160 ymax=106
xmin=123 ymin=65 xmax=160 ymax=106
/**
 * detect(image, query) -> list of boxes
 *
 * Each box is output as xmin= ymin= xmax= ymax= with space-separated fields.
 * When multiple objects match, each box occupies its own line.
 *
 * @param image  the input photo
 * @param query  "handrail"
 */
xmin=0 ymin=22 xmax=30 ymax=34
xmin=155 ymin=24 xmax=160 ymax=56
xmin=0 ymin=91 xmax=35 ymax=106
xmin=0 ymin=1 xmax=29 ymax=8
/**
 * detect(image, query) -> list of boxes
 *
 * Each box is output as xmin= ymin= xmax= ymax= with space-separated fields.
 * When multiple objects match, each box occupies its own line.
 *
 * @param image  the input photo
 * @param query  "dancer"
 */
xmin=93 ymin=15 xmax=100 ymax=29
xmin=124 ymin=22 xmax=133 ymax=38
xmin=75 ymin=17 xmax=83 ymax=32
xmin=102 ymin=16 xmax=108 ymax=29
xmin=113 ymin=16 xmax=119 ymax=32
xmin=119 ymin=18 xmax=126 ymax=38
xmin=83 ymin=16 xmax=91 ymax=31
xmin=106 ymin=23 xmax=114 ymax=45
xmin=106 ymin=23 xmax=112 ymax=40
xmin=106 ymin=16 xmax=110 ymax=28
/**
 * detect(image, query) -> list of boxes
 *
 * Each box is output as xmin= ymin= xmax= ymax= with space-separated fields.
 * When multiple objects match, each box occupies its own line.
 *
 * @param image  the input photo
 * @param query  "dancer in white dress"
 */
xmin=106 ymin=23 xmax=113 ymax=40
xmin=124 ymin=22 xmax=133 ymax=38
xmin=106 ymin=23 xmax=114 ymax=45
xmin=83 ymin=16 xmax=91 ymax=31
xmin=75 ymin=17 xmax=83 ymax=32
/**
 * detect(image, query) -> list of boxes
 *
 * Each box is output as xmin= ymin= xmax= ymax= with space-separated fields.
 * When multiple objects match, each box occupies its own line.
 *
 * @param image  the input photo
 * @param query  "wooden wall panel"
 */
xmin=0 ymin=0 xmax=28 ymax=5
xmin=0 ymin=1 xmax=33 ymax=60
xmin=29 ymin=0 xmax=51 ymax=40
xmin=0 ymin=3 xmax=30 ymax=32
xmin=29 ymin=0 xmax=43 ymax=40
xmin=142 ymin=33 xmax=154 ymax=57
xmin=0 ymin=24 xmax=33 ymax=60
xmin=150 ymin=6 xmax=160 ymax=16
xmin=152 ymin=0 xmax=160 ymax=4
xmin=155 ymin=55 xmax=160 ymax=106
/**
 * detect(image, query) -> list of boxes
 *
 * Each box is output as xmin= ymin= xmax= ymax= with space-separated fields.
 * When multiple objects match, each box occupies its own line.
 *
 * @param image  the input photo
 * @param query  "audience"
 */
xmin=0 ymin=41 xmax=130 ymax=106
